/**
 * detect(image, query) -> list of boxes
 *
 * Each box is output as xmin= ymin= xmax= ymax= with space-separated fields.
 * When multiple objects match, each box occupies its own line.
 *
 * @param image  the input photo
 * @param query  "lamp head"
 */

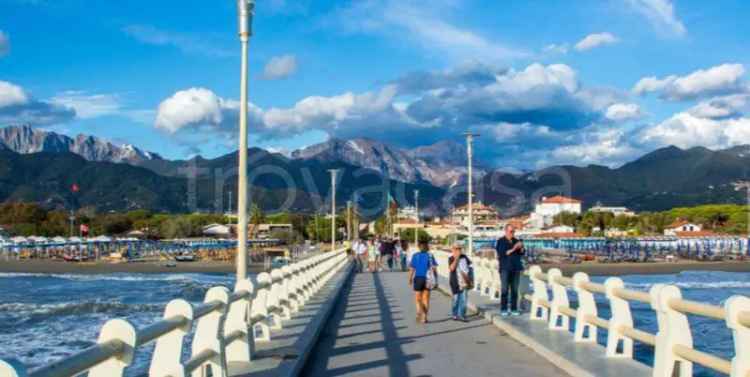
xmin=237 ymin=0 xmax=255 ymax=38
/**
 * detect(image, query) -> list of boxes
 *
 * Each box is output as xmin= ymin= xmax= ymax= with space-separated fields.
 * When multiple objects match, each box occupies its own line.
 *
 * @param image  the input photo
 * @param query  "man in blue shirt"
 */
xmin=408 ymin=240 xmax=438 ymax=323
xmin=495 ymin=225 xmax=524 ymax=316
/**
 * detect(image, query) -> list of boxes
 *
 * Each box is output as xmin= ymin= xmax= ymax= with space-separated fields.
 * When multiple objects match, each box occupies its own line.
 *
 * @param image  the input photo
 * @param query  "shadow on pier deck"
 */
xmin=302 ymin=271 xmax=568 ymax=377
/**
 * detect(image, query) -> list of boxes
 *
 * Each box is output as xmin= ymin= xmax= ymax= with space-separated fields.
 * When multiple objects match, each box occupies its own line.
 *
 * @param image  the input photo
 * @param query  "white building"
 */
xmin=527 ymin=196 xmax=582 ymax=230
xmin=203 ymin=224 xmax=232 ymax=238
xmin=663 ymin=220 xmax=702 ymax=236
xmin=397 ymin=206 xmax=418 ymax=221
xmin=590 ymin=205 xmax=635 ymax=217
xmin=451 ymin=202 xmax=499 ymax=227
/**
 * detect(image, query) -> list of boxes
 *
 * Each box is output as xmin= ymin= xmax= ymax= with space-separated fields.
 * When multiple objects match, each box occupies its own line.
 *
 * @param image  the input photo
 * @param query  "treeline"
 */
xmin=553 ymin=204 xmax=749 ymax=236
xmin=0 ymin=202 xmax=309 ymax=239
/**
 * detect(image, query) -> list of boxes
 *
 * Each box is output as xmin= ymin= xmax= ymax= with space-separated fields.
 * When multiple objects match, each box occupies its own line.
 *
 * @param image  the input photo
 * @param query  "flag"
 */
xmin=71 ymin=183 xmax=80 ymax=193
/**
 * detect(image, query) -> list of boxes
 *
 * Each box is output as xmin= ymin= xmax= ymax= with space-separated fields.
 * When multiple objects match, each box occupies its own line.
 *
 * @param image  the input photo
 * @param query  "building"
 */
xmin=589 ymin=205 xmax=636 ymax=217
xmin=397 ymin=206 xmax=418 ymax=221
xmin=527 ymin=196 xmax=582 ymax=230
xmin=664 ymin=220 xmax=702 ymax=236
xmin=451 ymin=202 xmax=499 ymax=226
xmin=202 ymin=224 xmax=233 ymax=238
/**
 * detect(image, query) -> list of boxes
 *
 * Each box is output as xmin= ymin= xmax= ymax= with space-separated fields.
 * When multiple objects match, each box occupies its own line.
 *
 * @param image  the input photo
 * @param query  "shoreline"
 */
xmin=2 ymin=259 xmax=750 ymax=276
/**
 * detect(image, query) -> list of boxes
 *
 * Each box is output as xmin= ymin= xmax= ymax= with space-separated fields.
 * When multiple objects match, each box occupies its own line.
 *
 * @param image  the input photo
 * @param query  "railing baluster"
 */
xmin=547 ymin=269 xmax=570 ymax=331
xmin=89 ymin=319 xmax=137 ymax=377
xmin=225 ymin=279 xmax=255 ymax=366
xmin=149 ymin=300 xmax=193 ymax=377
xmin=725 ymin=296 xmax=750 ymax=377
xmin=572 ymin=272 xmax=597 ymax=343
xmin=528 ymin=265 xmax=549 ymax=321
xmin=651 ymin=284 xmax=693 ymax=377
xmin=604 ymin=277 xmax=634 ymax=358
xmin=190 ymin=287 xmax=230 ymax=377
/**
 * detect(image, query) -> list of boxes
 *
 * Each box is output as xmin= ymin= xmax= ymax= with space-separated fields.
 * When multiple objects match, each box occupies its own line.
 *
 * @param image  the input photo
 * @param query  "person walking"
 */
xmin=449 ymin=242 xmax=472 ymax=321
xmin=354 ymin=238 xmax=368 ymax=273
xmin=495 ymin=225 xmax=524 ymax=316
xmin=368 ymin=238 xmax=379 ymax=272
xmin=382 ymin=238 xmax=395 ymax=271
xmin=398 ymin=239 xmax=409 ymax=271
xmin=408 ymin=240 xmax=438 ymax=323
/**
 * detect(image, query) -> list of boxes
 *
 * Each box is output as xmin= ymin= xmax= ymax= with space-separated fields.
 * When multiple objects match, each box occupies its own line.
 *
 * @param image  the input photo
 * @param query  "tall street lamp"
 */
xmin=329 ymin=169 xmax=339 ymax=252
xmin=464 ymin=132 xmax=479 ymax=256
xmin=235 ymin=0 xmax=254 ymax=281
xmin=414 ymin=189 xmax=419 ymax=249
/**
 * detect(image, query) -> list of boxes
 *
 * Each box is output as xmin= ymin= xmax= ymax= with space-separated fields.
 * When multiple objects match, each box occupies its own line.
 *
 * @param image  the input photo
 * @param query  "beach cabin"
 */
xmin=202 ymin=223 xmax=233 ymax=238
xmin=663 ymin=219 xmax=702 ymax=236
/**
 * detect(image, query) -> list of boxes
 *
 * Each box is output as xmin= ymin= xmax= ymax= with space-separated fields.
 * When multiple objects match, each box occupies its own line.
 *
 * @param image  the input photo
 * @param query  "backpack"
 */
xmin=461 ymin=255 xmax=475 ymax=290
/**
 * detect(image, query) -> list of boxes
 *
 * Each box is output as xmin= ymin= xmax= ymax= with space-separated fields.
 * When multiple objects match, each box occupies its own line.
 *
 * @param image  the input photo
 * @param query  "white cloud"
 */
xmin=0 ymin=80 xmax=75 ymax=125
xmin=335 ymin=0 xmax=527 ymax=62
xmin=688 ymin=94 xmax=750 ymax=119
xmin=547 ymin=127 xmax=640 ymax=167
xmin=262 ymin=54 xmax=298 ymax=80
xmin=155 ymin=88 xmax=228 ymax=134
xmin=633 ymin=63 xmax=746 ymax=101
xmin=123 ymin=25 xmax=233 ymax=58
xmin=0 ymin=30 xmax=9 ymax=57
xmin=625 ymin=0 xmax=686 ymax=37
xmin=605 ymin=103 xmax=643 ymax=122
xmin=543 ymin=43 xmax=569 ymax=54
xmin=639 ymin=112 xmax=750 ymax=150
xmin=0 ymin=81 xmax=28 ymax=107
xmin=574 ymin=32 xmax=618 ymax=51
xmin=50 ymin=91 xmax=123 ymax=119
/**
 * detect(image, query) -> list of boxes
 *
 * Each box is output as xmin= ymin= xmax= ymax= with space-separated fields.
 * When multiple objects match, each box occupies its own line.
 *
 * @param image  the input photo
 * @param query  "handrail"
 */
xmin=740 ymin=310 xmax=750 ymax=328
xmin=668 ymin=298 xmax=726 ymax=320
xmin=137 ymin=315 xmax=189 ymax=346
xmin=583 ymin=314 xmax=610 ymax=329
xmin=29 ymin=339 xmax=125 ymax=377
xmin=612 ymin=287 xmax=651 ymax=303
xmin=673 ymin=344 xmax=732 ymax=375
xmin=194 ymin=299 xmax=224 ymax=319
xmin=579 ymin=281 xmax=607 ymax=294
xmin=553 ymin=276 xmax=574 ymax=287
xmin=184 ymin=349 xmax=218 ymax=374
xmin=618 ymin=325 xmax=656 ymax=346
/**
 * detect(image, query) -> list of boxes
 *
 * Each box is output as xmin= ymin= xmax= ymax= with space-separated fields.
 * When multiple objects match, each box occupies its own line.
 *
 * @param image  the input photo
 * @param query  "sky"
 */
xmin=0 ymin=0 xmax=749 ymax=169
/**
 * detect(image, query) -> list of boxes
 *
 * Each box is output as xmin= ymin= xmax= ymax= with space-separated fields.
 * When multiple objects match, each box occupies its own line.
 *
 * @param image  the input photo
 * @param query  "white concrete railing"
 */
xmin=0 ymin=249 xmax=350 ymax=377
xmin=524 ymin=265 xmax=750 ymax=377
xmin=433 ymin=251 xmax=501 ymax=300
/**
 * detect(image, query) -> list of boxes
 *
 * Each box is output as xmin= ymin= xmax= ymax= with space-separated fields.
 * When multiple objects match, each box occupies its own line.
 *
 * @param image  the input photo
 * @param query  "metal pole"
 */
xmin=329 ymin=169 xmax=339 ymax=252
xmin=414 ymin=189 xmax=419 ymax=248
xmin=235 ymin=0 xmax=254 ymax=281
xmin=464 ymin=132 xmax=479 ymax=256
xmin=346 ymin=200 xmax=352 ymax=241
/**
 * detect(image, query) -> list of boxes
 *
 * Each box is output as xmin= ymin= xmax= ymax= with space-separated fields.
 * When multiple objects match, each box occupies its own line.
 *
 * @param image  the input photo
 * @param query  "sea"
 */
xmin=0 ymin=270 xmax=748 ymax=376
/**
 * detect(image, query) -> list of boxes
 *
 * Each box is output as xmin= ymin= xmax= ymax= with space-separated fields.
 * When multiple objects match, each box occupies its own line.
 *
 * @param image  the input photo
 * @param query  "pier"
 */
xmin=1 ymin=250 xmax=749 ymax=377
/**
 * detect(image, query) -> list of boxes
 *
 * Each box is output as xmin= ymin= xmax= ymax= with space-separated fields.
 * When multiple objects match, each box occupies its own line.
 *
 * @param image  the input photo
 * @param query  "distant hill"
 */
xmin=0 ymin=125 xmax=748 ymax=215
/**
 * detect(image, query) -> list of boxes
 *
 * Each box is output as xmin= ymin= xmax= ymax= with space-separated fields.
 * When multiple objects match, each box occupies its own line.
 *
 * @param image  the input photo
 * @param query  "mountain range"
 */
xmin=0 ymin=124 xmax=748 ymax=215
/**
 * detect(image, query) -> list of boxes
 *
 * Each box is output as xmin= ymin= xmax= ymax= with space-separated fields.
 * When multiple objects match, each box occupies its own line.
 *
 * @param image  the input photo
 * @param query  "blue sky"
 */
xmin=1 ymin=0 xmax=749 ymax=169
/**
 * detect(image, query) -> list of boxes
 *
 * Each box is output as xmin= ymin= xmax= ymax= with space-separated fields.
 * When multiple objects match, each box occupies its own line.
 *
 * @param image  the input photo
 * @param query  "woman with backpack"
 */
xmin=449 ymin=242 xmax=472 ymax=322
xmin=408 ymin=240 xmax=438 ymax=324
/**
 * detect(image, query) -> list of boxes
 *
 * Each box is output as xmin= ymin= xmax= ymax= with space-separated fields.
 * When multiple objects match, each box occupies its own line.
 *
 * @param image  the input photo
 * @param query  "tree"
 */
xmin=553 ymin=211 xmax=580 ymax=227
xmin=398 ymin=228 xmax=432 ymax=244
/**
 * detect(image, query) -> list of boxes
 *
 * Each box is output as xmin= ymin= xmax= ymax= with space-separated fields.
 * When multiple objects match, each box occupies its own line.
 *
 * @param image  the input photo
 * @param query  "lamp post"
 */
xmin=464 ymin=132 xmax=479 ymax=256
xmin=414 ymin=189 xmax=419 ymax=249
xmin=235 ymin=0 xmax=254 ymax=281
xmin=329 ymin=169 xmax=339 ymax=252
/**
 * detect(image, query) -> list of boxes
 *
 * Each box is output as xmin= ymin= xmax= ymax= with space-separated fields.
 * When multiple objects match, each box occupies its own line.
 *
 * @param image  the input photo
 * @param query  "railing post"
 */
xmin=272 ymin=269 xmax=291 ymax=320
xmin=225 ymin=279 xmax=255 ymax=366
xmin=89 ymin=319 xmax=137 ymax=377
xmin=191 ymin=287 xmax=230 ymax=377
xmin=0 ymin=359 xmax=26 ymax=377
xmin=149 ymin=299 xmax=193 ymax=377
xmin=490 ymin=259 xmax=501 ymax=300
xmin=572 ymin=272 xmax=597 ymax=342
xmin=604 ymin=277 xmax=633 ymax=358
xmin=267 ymin=269 xmax=284 ymax=330
xmin=528 ymin=265 xmax=549 ymax=321
xmin=725 ymin=296 xmax=750 ymax=377
xmin=547 ymin=268 xmax=570 ymax=330
xmin=283 ymin=265 xmax=300 ymax=313
xmin=252 ymin=273 xmax=272 ymax=342
xmin=651 ymin=284 xmax=693 ymax=377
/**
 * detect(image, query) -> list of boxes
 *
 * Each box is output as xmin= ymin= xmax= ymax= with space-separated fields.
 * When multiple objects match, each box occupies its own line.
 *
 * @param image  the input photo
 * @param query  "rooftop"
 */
xmin=540 ymin=195 xmax=582 ymax=204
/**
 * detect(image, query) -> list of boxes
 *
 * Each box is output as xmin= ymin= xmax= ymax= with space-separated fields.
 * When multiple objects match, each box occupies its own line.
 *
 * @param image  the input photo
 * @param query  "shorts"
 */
xmin=413 ymin=276 xmax=427 ymax=291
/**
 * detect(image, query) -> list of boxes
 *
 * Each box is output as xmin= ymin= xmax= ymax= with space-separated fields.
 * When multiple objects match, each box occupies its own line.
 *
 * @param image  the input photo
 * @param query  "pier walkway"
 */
xmin=302 ymin=271 xmax=567 ymax=377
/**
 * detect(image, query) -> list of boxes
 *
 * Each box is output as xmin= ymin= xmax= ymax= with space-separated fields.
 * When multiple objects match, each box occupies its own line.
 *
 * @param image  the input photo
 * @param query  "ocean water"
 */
xmin=0 ymin=270 xmax=748 ymax=376
xmin=0 ymin=272 xmax=235 ymax=376
xmin=588 ymin=270 xmax=750 ymax=377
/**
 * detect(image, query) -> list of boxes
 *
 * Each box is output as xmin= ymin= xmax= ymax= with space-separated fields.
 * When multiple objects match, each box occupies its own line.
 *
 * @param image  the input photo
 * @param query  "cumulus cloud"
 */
xmin=546 ymin=126 xmax=641 ymax=167
xmin=633 ymin=63 xmax=747 ymax=101
xmin=156 ymin=63 xmax=635 ymax=167
xmin=0 ymin=30 xmax=9 ymax=57
xmin=50 ymin=91 xmax=123 ymax=119
xmin=334 ymin=0 xmax=527 ymax=62
xmin=123 ymin=25 xmax=233 ymax=58
xmin=262 ymin=54 xmax=298 ymax=80
xmin=605 ymin=103 xmax=643 ymax=122
xmin=574 ymin=32 xmax=618 ymax=51
xmin=543 ymin=43 xmax=569 ymax=55
xmin=639 ymin=112 xmax=750 ymax=150
xmin=688 ymin=94 xmax=750 ymax=119
xmin=625 ymin=0 xmax=686 ymax=37
xmin=0 ymin=80 xmax=75 ymax=125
